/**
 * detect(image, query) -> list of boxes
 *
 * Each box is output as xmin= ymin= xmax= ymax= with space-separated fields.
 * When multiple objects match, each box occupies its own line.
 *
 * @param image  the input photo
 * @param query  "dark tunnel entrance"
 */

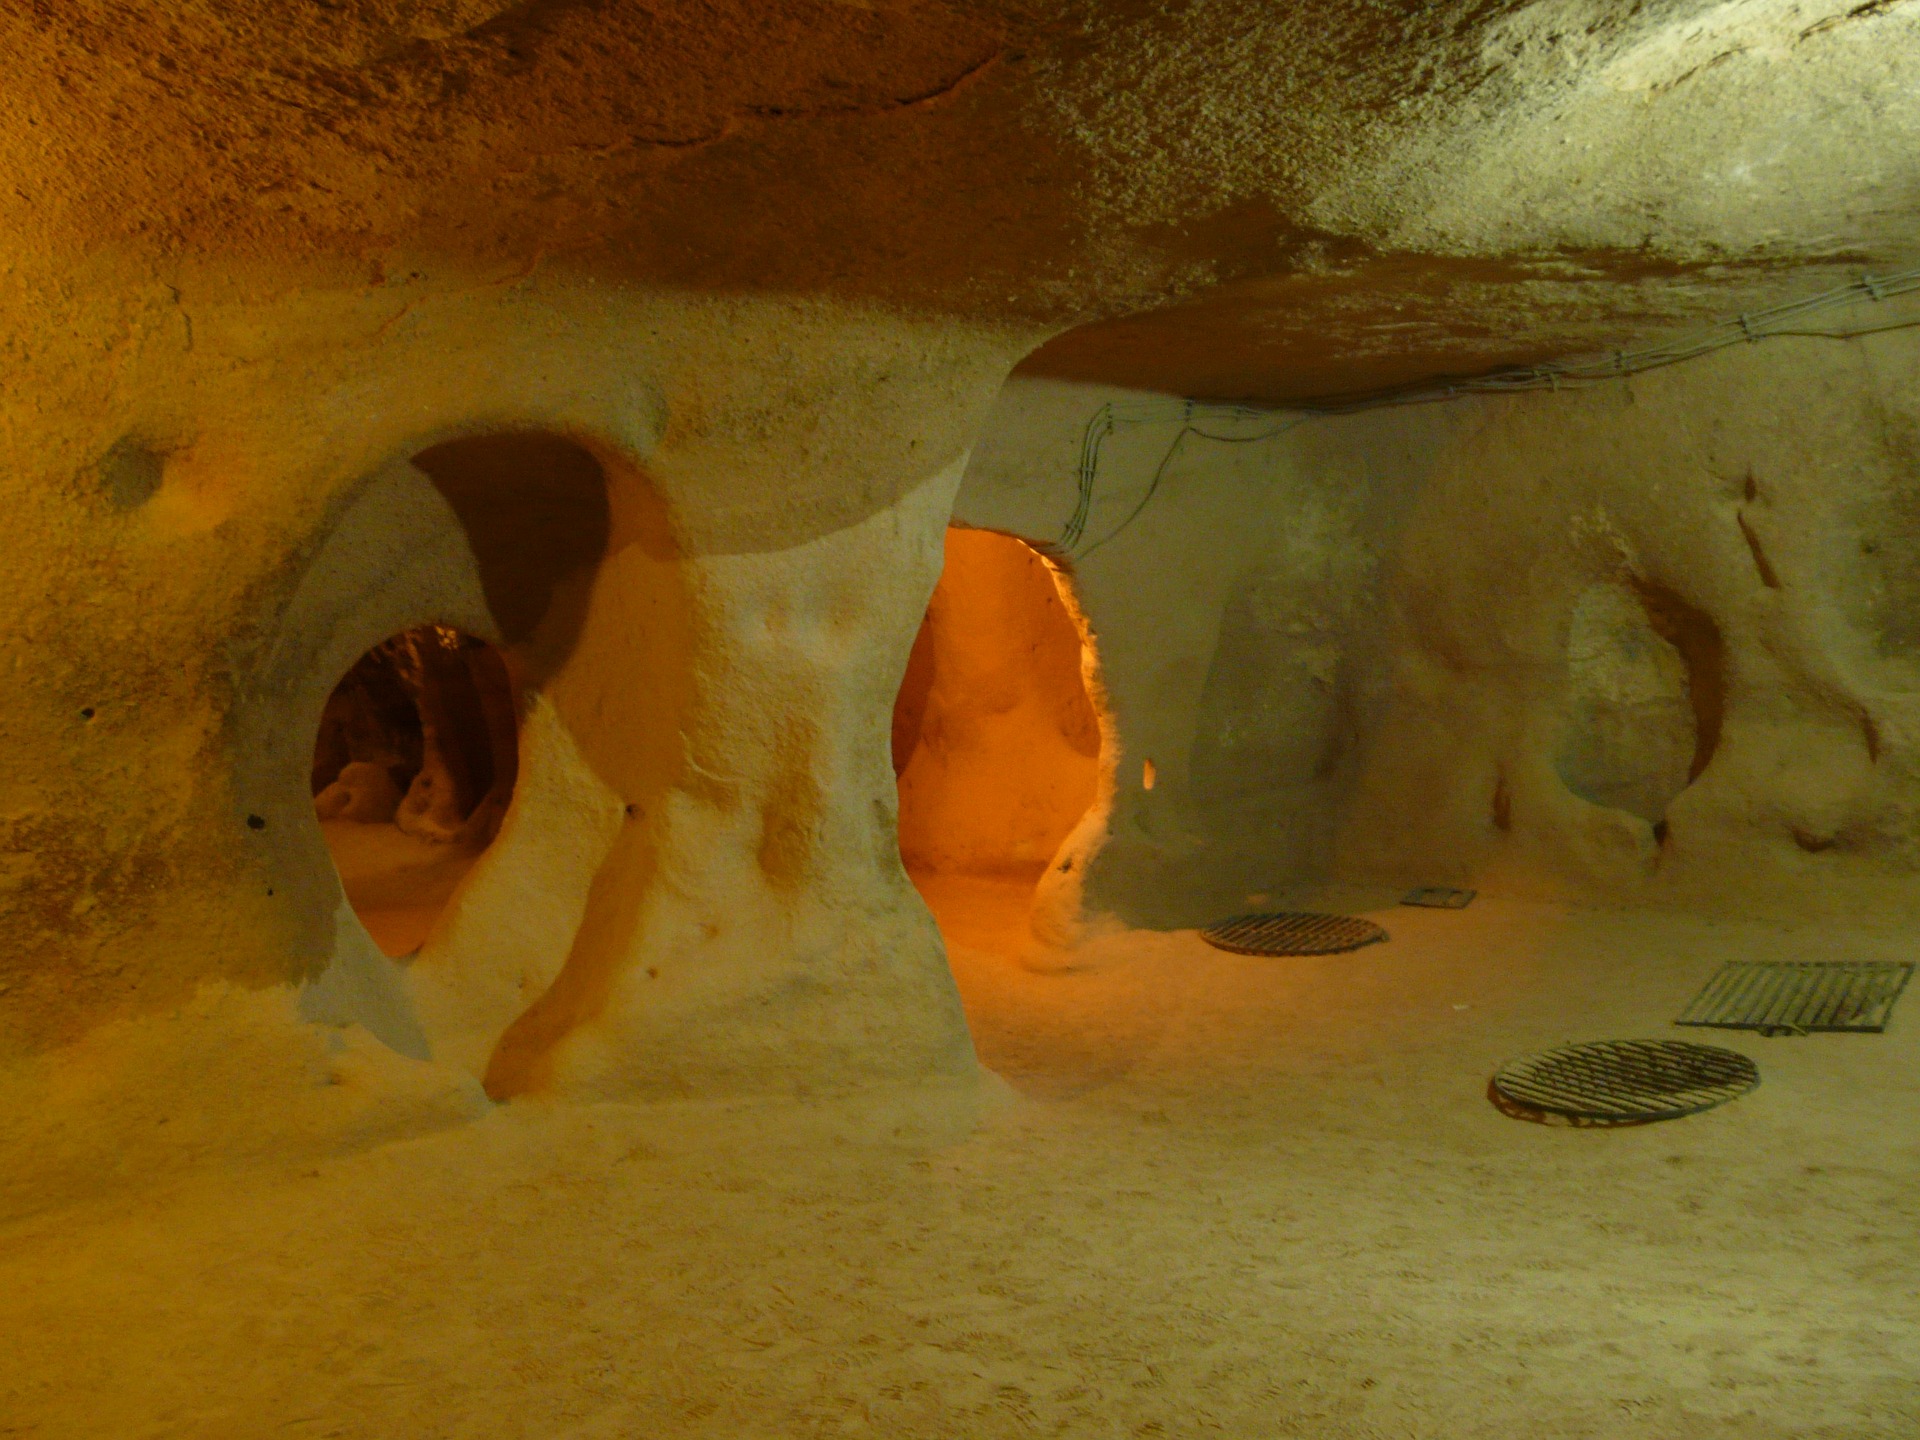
xmin=312 ymin=624 xmax=518 ymax=957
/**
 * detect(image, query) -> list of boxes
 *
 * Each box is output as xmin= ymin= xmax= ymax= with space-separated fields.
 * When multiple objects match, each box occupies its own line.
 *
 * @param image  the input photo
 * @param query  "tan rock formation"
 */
xmin=959 ymin=300 xmax=1920 ymax=932
xmin=3 ymin=0 xmax=1920 ymax=1104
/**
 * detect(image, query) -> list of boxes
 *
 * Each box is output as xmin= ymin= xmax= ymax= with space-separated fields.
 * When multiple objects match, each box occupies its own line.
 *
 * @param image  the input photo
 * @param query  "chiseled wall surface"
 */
xmin=955 ymin=377 xmax=1378 ymax=928
xmin=10 ymin=264 xmax=1920 ymax=1087
xmin=7 ymin=0 xmax=1920 ymax=1085
xmin=0 ymin=265 xmax=1031 ymax=1092
xmin=960 ymin=320 xmax=1920 ymax=930
xmin=1317 ymin=320 xmax=1920 ymax=925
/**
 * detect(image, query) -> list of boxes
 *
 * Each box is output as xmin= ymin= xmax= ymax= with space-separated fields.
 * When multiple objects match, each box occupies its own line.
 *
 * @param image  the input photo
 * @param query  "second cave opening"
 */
xmin=312 ymin=624 xmax=519 ymax=958
xmin=892 ymin=526 xmax=1108 ymax=944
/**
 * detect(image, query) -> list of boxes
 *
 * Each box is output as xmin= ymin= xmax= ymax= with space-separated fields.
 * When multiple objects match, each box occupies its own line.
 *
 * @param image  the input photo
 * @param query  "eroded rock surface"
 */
xmin=4 ymin=0 xmax=1920 ymax=1096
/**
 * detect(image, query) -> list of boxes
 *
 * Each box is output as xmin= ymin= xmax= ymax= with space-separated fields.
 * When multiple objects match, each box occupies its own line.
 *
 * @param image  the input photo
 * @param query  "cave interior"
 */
xmin=4 ymin=2 xmax=1920 ymax=1435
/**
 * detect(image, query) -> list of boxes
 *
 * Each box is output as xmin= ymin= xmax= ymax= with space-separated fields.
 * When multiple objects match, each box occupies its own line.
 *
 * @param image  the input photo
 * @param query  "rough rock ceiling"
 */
xmin=5 ymin=0 xmax=1917 ymax=398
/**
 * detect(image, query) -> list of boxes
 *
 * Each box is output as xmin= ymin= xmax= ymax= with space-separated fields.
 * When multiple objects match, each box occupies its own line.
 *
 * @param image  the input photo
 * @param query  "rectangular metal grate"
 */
xmin=1676 ymin=961 xmax=1914 ymax=1034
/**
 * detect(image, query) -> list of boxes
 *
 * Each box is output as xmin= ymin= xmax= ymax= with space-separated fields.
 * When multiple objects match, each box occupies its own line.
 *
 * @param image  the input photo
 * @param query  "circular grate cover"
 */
xmin=1200 ymin=912 xmax=1388 ymax=956
xmin=1493 ymin=1039 xmax=1759 ymax=1123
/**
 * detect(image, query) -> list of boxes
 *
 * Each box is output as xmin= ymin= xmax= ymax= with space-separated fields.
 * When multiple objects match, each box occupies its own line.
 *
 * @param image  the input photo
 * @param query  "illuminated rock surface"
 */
xmin=3 ymin=3 xmax=1919 ymax=1434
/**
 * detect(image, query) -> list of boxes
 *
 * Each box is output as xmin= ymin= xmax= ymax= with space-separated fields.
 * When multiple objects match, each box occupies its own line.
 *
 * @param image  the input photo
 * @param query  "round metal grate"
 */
xmin=1199 ymin=911 xmax=1388 ymax=956
xmin=1492 ymin=1039 xmax=1759 ymax=1123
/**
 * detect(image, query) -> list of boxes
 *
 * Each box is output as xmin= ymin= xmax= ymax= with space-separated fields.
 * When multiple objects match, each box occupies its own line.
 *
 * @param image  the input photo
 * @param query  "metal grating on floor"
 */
xmin=1493 ymin=1039 xmax=1759 ymax=1122
xmin=1199 ymin=912 xmax=1387 ymax=956
xmin=1676 ymin=961 xmax=1914 ymax=1035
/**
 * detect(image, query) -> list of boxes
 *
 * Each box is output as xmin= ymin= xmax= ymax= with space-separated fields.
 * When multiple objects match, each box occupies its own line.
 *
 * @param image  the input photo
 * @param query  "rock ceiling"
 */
xmin=5 ymin=0 xmax=1917 ymax=399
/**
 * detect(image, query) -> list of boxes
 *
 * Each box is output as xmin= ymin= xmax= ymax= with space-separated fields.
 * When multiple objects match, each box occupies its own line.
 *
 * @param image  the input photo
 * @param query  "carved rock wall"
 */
xmin=956 ymin=313 xmax=1920 ymax=930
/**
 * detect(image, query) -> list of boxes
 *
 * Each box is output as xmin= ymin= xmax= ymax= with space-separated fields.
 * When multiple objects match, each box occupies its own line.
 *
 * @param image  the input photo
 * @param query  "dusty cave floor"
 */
xmin=2 ymin=882 xmax=1918 ymax=1439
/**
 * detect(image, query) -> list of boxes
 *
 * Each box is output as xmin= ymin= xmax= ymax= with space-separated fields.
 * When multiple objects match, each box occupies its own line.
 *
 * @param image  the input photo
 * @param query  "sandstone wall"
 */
xmin=1314 ymin=319 xmax=1920 ymax=926
xmin=9 ymin=255 xmax=1920 ymax=1088
xmin=0 ymin=267 xmax=1030 ymax=1095
xmin=956 ymin=379 xmax=1349 ymax=928
xmin=960 ymin=315 xmax=1920 ymax=932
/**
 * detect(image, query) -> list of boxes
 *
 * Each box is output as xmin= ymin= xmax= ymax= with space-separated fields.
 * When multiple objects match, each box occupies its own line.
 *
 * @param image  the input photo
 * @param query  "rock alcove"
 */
xmin=312 ymin=625 xmax=519 ymax=958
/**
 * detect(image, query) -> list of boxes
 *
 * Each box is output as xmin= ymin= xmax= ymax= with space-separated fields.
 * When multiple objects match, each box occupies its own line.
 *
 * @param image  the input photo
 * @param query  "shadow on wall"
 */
xmin=411 ymin=434 xmax=612 ymax=678
xmin=1189 ymin=559 xmax=1374 ymax=901
xmin=471 ymin=446 xmax=693 ymax=1101
xmin=892 ymin=527 xmax=1111 ymax=940
xmin=1556 ymin=577 xmax=1725 ymax=836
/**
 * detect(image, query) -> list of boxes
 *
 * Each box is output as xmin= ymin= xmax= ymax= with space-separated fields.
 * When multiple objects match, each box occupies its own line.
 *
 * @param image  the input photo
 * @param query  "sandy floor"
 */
xmin=1 ymin=879 xmax=1916 ymax=1438
xmin=322 ymin=820 xmax=489 ymax=957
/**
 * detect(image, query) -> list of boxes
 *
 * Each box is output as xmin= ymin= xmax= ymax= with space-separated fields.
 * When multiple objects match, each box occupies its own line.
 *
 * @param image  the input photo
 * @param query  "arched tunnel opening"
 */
xmin=892 ymin=526 xmax=1107 ymax=948
xmin=311 ymin=624 xmax=519 ymax=958
xmin=287 ymin=430 xmax=613 ymax=969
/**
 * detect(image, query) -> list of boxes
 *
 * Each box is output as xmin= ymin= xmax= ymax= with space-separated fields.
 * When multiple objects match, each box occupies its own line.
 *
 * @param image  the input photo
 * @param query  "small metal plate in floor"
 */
xmin=1199 ymin=912 xmax=1387 ymax=956
xmin=1676 ymin=961 xmax=1914 ymax=1035
xmin=1493 ymin=1039 xmax=1759 ymax=1123
xmin=1403 ymin=886 xmax=1475 ymax=909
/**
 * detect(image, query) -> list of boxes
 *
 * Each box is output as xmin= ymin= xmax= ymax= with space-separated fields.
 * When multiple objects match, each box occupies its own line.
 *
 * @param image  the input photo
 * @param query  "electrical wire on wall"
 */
xmin=1062 ymin=401 xmax=1310 ymax=559
xmin=1059 ymin=265 xmax=1920 ymax=560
